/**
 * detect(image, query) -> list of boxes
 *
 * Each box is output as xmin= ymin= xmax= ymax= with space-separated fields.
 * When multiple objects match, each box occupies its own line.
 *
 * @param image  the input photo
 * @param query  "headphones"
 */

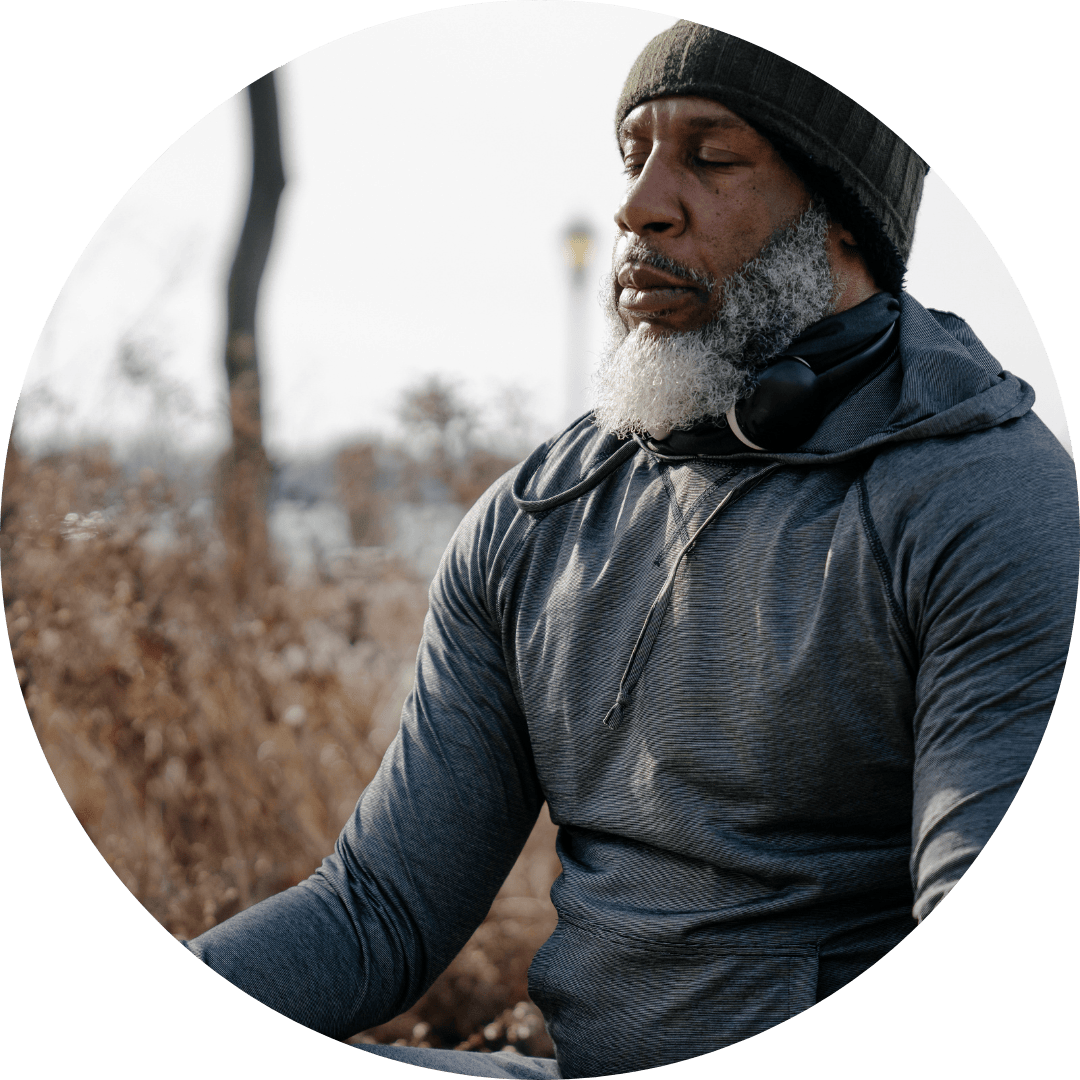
xmin=725 ymin=322 xmax=898 ymax=452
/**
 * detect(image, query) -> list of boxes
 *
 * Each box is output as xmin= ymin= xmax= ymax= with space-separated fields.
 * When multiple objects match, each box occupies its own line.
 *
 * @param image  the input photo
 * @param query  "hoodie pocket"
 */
xmin=528 ymin=918 xmax=818 ymax=1078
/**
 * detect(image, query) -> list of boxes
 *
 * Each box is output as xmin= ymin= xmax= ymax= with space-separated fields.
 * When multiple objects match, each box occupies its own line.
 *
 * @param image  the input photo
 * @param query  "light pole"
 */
xmin=563 ymin=221 xmax=593 ymax=423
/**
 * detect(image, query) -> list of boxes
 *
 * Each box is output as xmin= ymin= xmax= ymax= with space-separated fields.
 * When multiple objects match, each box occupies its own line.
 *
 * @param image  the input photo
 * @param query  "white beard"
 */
xmin=592 ymin=204 xmax=838 ymax=439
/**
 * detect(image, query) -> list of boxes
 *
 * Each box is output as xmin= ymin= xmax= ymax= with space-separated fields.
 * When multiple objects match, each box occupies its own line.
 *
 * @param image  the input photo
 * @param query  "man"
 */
xmin=185 ymin=22 xmax=1078 ymax=1078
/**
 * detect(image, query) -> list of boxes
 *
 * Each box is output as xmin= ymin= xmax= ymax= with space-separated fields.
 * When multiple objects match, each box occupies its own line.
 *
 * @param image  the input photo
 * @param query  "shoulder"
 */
xmin=434 ymin=414 xmax=618 ymax=587
xmin=511 ymin=414 xmax=630 ymax=507
xmin=860 ymin=412 xmax=1078 ymax=589
xmin=866 ymin=408 xmax=1074 ymax=510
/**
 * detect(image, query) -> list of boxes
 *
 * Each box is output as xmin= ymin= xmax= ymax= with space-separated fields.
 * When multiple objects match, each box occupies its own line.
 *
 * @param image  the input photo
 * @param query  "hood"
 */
xmin=513 ymin=292 xmax=1035 ymax=513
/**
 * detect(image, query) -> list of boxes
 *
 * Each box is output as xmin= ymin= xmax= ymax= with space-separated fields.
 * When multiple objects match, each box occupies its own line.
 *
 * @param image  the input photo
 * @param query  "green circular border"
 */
xmin=2 ymin=4 xmax=1071 ymax=1075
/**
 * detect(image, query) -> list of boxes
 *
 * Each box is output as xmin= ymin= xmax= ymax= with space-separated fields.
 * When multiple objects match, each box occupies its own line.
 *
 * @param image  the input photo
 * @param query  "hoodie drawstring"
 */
xmin=512 ymin=439 xmax=640 ymax=513
xmin=602 ymin=463 xmax=783 ymax=731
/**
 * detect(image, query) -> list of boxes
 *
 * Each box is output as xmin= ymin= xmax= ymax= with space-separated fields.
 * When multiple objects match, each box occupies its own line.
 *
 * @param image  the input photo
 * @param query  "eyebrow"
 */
xmin=618 ymin=111 xmax=750 ymax=143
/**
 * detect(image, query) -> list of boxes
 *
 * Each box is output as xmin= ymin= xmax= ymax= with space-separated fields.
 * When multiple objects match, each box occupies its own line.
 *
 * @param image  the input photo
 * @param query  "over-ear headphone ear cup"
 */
xmin=733 ymin=360 xmax=825 ymax=452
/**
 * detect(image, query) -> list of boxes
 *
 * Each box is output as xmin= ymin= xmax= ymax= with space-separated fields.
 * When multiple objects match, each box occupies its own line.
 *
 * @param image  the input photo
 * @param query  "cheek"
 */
xmin=704 ymin=181 xmax=810 ymax=273
xmin=703 ymin=196 xmax=777 ymax=274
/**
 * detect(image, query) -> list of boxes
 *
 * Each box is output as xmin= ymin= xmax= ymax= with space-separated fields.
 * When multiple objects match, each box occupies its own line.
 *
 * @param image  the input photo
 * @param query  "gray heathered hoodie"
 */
xmin=188 ymin=293 xmax=1078 ymax=1076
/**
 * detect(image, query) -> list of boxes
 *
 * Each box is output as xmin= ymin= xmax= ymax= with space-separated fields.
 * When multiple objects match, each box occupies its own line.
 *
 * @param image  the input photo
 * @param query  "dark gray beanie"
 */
xmin=616 ymin=21 xmax=928 ymax=294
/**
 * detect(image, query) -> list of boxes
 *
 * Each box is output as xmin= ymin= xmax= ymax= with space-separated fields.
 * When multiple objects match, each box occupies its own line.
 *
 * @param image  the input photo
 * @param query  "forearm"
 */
xmin=911 ymin=777 xmax=1029 ymax=920
xmin=184 ymin=872 xmax=382 ymax=1039
xmin=186 ymin=701 xmax=543 ymax=1037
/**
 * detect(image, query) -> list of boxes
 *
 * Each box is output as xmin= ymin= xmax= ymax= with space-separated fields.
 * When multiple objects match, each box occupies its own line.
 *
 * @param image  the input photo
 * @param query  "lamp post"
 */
xmin=563 ymin=221 xmax=593 ymax=423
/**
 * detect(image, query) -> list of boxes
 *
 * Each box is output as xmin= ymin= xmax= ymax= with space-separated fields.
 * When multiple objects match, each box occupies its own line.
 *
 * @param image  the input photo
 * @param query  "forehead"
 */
xmin=618 ymin=96 xmax=756 ymax=145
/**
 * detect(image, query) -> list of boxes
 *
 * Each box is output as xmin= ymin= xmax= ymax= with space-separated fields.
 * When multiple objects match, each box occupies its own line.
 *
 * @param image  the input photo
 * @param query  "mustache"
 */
xmin=614 ymin=242 xmax=717 ymax=292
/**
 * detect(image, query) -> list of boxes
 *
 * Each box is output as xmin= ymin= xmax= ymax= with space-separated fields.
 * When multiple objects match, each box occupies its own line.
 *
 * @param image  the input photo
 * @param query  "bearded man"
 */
xmin=185 ymin=22 xmax=1078 ymax=1078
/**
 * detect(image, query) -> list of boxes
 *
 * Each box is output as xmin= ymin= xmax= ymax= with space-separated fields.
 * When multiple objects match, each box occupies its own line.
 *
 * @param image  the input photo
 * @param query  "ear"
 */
xmin=832 ymin=220 xmax=860 ymax=249
xmin=826 ymin=220 xmax=880 ymax=310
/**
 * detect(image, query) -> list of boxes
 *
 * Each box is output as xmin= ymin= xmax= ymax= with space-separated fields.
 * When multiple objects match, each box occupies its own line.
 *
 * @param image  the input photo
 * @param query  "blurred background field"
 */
xmin=1 ymin=386 xmax=561 ymax=1055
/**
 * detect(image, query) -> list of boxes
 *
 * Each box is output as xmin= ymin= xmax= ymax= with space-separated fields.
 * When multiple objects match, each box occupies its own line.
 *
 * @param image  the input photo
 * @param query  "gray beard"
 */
xmin=592 ymin=204 xmax=838 ymax=439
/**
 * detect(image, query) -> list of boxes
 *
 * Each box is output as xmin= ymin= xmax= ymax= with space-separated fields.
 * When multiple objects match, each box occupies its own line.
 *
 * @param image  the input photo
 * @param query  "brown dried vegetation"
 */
xmin=1 ymin=440 xmax=557 ymax=1055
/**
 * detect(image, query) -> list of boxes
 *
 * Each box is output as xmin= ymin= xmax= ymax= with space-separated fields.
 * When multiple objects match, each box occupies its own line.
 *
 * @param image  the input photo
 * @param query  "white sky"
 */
xmin=18 ymin=2 xmax=1070 ymax=459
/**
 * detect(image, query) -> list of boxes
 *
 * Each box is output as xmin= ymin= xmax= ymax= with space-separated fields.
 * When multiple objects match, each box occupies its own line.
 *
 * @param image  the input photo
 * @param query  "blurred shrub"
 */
xmin=1 ymin=441 xmax=558 ymax=1054
xmin=336 ymin=442 xmax=387 ymax=546
xmin=393 ymin=375 xmax=519 ymax=506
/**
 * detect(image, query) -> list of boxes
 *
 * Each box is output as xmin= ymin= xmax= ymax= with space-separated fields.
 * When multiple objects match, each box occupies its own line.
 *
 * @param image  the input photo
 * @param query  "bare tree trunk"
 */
xmin=218 ymin=72 xmax=286 ymax=603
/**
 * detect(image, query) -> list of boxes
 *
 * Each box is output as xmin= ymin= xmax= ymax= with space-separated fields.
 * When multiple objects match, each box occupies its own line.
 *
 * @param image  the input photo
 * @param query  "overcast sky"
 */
xmin=17 ymin=3 xmax=1069 ymax=461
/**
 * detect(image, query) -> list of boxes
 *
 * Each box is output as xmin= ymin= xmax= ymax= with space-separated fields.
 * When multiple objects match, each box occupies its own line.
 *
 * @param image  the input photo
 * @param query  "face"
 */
xmin=613 ymin=96 xmax=875 ymax=333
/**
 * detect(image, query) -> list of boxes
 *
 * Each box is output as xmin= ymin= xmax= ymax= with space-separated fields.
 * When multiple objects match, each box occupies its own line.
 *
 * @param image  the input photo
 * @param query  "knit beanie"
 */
xmin=616 ymin=21 xmax=927 ymax=294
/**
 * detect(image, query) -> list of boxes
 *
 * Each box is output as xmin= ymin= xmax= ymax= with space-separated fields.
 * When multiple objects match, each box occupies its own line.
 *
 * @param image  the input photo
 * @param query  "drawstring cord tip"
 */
xmin=602 ymin=704 xmax=625 ymax=730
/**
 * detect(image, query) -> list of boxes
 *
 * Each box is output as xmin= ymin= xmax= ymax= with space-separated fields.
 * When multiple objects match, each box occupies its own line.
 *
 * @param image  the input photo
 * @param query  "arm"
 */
xmin=879 ymin=418 xmax=1078 ymax=920
xmin=186 ymin=483 xmax=544 ymax=1039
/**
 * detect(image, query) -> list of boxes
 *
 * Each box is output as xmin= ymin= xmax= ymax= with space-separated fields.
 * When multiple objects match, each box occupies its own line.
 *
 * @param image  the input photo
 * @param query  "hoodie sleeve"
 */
xmin=876 ymin=414 xmax=1078 ymax=922
xmin=184 ymin=481 xmax=545 ymax=1039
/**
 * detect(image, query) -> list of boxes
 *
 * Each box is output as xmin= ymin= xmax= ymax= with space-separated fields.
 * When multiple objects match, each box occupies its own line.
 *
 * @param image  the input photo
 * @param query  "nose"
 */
xmin=614 ymin=152 xmax=685 ymax=237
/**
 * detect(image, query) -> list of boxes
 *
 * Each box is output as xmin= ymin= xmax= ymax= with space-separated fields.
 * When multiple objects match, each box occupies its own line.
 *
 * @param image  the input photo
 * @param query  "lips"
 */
xmin=617 ymin=263 xmax=697 ymax=291
xmin=616 ymin=262 xmax=708 ymax=321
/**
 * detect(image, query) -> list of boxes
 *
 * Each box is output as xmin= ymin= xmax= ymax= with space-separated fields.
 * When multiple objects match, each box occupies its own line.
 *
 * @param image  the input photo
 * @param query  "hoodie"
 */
xmin=187 ymin=293 xmax=1078 ymax=1076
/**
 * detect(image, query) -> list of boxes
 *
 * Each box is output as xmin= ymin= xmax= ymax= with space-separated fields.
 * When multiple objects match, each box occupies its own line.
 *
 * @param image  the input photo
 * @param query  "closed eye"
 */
xmin=695 ymin=149 xmax=740 ymax=168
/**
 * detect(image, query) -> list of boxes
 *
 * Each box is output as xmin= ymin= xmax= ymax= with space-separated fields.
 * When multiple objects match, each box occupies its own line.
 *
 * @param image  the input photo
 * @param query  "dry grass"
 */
xmin=1 ymin=440 xmax=558 ymax=1055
